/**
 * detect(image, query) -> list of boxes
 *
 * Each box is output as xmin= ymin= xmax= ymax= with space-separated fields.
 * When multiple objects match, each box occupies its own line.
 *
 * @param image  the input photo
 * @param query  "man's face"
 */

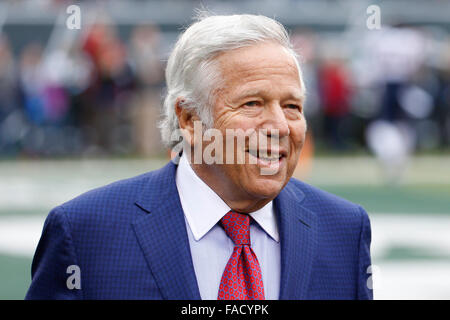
xmin=196 ymin=41 xmax=307 ymax=206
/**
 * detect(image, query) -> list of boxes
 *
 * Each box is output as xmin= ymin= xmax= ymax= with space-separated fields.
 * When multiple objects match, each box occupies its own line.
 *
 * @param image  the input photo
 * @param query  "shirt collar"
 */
xmin=175 ymin=154 xmax=279 ymax=243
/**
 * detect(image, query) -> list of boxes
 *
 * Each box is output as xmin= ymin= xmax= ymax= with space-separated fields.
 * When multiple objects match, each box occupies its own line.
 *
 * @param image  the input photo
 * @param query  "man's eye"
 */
xmin=244 ymin=101 xmax=260 ymax=107
xmin=286 ymin=104 xmax=301 ymax=111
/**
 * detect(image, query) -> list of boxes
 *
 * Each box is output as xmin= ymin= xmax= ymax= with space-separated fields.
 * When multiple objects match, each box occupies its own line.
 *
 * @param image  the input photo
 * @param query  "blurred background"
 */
xmin=0 ymin=0 xmax=449 ymax=299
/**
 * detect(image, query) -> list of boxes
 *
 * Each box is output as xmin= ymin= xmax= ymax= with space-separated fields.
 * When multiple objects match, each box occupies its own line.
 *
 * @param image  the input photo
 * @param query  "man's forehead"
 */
xmin=214 ymin=42 xmax=301 ymax=83
xmin=224 ymin=60 xmax=299 ymax=80
xmin=216 ymin=42 xmax=297 ymax=70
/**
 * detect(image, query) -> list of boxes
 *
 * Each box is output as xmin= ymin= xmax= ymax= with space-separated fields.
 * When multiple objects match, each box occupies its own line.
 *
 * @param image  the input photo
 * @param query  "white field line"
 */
xmin=373 ymin=261 xmax=450 ymax=299
xmin=0 ymin=158 xmax=165 ymax=210
xmin=0 ymin=215 xmax=46 ymax=257
xmin=0 ymin=179 xmax=107 ymax=210
xmin=369 ymin=214 xmax=450 ymax=260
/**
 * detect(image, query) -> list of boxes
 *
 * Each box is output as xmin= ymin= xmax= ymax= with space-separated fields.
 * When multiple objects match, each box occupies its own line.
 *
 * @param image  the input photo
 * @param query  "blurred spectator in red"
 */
xmin=80 ymin=21 xmax=136 ymax=154
xmin=318 ymin=58 xmax=352 ymax=150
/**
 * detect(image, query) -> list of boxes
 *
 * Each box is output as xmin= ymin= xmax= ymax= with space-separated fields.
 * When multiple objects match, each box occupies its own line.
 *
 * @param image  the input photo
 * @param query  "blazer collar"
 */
xmin=274 ymin=181 xmax=318 ymax=300
xmin=133 ymin=160 xmax=201 ymax=299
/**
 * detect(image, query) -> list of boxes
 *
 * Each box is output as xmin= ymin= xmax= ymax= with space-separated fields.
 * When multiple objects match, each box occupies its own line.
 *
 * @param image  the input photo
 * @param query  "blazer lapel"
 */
xmin=275 ymin=182 xmax=318 ymax=300
xmin=132 ymin=161 xmax=201 ymax=300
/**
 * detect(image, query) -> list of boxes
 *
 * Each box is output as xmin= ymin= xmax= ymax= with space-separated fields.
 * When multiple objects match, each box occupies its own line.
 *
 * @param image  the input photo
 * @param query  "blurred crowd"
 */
xmin=0 ymin=18 xmax=450 ymax=158
xmin=0 ymin=22 xmax=165 ymax=157
xmin=295 ymin=26 xmax=450 ymax=154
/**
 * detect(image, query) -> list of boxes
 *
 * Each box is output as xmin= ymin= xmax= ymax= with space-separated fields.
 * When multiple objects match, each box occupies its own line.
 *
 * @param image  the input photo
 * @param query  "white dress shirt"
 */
xmin=175 ymin=154 xmax=281 ymax=300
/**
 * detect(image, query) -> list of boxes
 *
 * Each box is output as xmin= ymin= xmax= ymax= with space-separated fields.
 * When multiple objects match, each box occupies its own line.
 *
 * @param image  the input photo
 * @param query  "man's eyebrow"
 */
xmin=285 ymin=92 xmax=304 ymax=102
xmin=233 ymin=90 xmax=305 ymax=102
xmin=233 ymin=90 xmax=264 ymax=100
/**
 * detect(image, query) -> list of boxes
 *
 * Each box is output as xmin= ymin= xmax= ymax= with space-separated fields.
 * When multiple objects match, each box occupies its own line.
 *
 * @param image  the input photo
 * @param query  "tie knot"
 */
xmin=220 ymin=211 xmax=251 ymax=246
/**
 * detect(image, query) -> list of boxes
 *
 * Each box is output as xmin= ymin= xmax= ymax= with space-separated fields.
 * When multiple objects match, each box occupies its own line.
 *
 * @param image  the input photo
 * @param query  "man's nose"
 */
xmin=260 ymin=103 xmax=290 ymax=138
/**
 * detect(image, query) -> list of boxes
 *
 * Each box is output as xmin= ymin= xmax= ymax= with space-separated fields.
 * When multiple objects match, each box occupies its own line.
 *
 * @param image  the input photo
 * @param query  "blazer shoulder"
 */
xmin=55 ymin=164 xmax=170 ymax=224
xmin=286 ymin=177 xmax=368 ymax=223
xmin=61 ymin=172 xmax=148 ymax=209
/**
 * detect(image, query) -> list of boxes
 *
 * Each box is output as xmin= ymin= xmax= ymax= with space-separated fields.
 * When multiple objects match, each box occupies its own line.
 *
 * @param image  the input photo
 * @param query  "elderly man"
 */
xmin=26 ymin=14 xmax=372 ymax=300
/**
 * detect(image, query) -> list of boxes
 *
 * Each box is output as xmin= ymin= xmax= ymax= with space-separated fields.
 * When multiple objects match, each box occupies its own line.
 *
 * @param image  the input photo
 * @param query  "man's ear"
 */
xmin=175 ymin=97 xmax=198 ymax=146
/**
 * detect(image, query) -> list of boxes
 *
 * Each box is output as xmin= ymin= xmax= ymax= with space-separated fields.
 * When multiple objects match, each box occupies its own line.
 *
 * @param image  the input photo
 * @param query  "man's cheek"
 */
xmin=293 ymin=127 xmax=307 ymax=147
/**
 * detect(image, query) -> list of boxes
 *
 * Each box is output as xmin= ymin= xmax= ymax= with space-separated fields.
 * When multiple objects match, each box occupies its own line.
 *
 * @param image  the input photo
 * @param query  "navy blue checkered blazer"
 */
xmin=25 ymin=160 xmax=373 ymax=300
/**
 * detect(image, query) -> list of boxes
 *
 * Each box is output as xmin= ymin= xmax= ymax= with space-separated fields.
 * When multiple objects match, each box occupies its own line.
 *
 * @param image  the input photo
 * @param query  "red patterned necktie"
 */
xmin=217 ymin=210 xmax=265 ymax=300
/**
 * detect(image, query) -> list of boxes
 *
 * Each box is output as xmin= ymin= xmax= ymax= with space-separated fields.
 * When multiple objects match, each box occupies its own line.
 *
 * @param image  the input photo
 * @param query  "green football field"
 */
xmin=1 ymin=156 xmax=449 ymax=299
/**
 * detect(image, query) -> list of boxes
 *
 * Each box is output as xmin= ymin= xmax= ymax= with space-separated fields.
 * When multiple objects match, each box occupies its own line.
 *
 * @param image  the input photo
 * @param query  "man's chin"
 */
xmin=245 ymin=175 xmax=286 ymax=200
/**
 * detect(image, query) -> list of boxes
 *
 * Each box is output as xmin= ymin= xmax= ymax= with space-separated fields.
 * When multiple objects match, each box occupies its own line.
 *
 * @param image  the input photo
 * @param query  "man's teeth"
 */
xmin=248 ymin=150 xmax=281 ymax=161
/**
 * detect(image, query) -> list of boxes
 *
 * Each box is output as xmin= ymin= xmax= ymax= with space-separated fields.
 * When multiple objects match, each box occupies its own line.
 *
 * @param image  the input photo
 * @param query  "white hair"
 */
xmin=160 ymin=13 xmax=305 ymax=148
